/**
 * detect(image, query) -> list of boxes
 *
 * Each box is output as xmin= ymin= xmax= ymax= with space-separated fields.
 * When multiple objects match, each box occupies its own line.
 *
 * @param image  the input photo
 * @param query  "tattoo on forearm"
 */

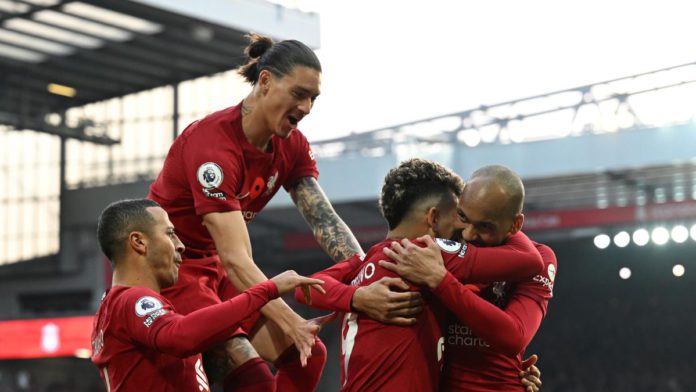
xmin=202 ymin=336 xmax=257 ymax=383
xmin=202 ymin=345 xmax=234 ymax=383
xmin=292 ymin=177 xmax=364 ymax=262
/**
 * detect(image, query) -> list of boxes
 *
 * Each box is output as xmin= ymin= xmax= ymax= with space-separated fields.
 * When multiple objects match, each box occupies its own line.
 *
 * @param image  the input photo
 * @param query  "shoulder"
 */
xmin=282 ymin=128 xmax=313 ymax=152
xmin=534 ymin=242 xmax=558 ymax=267
xmin=181 ymin=105 xmax=241 ymax=147
xmin=433 ymin=238 xmax=469 ymax=261
xmin=113 ymin=286 xmax=168 ymax=317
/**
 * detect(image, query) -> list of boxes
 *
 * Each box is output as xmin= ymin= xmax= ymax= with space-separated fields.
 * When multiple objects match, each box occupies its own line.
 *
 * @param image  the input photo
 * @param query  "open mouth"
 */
xmin=288 ymin=115 xmax=299 ymax=127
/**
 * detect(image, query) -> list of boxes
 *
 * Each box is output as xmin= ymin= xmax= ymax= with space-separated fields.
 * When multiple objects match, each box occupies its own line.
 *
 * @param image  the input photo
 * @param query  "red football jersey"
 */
xmin=440 ymin=242 xmax=557 ymax=392
xmin=148 ymin=102 xmax=318 ymax=251
xmin=91 ymin=282 xmax=278 ymax=392
xmin=298 ymin=232 xmax=544 ymax=392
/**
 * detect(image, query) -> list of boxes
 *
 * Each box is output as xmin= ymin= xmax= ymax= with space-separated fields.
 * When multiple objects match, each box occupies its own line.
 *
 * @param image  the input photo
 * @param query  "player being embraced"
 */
xmin=295 ymin=159 xmax=544 ymax=392
xmin=90 ymin=199 xmax=324 ymax=392
xmin=383 ymin=165 xmax=555 ymax=392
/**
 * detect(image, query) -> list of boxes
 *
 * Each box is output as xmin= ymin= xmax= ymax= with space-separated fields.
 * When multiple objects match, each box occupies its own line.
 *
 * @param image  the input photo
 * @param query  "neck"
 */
xmin=386 ymin=221 xmax=432 ymax=242
xmin=241 ymin=92 xmax=273 ymax=151
xmin=112 ymin=262 xmax=160 ymax=292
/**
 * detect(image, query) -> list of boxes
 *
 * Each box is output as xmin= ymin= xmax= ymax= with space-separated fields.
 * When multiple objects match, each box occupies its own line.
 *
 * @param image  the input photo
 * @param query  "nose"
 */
xmin=298 ymin=97 xmax=312 ymax=115
xmin=175 ymin=237 xmax=185 ymax=254
xmin=461 ymin=224 xmax=479 ymax=243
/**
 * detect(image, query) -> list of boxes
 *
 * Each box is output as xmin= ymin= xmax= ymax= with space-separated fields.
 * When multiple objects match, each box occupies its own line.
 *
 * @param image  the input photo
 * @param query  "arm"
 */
xmin=455 ymin=231 xmax=544 ymax=283
xmin=150 ymin=281 xmax=278 ymax=358
xmin=290 ymin=177 xmax=364 ymax=262
xmin=381 ymin=233 xmax=543 ymax=288
xmin=294 ymin=256 xmax=363 ymax=311
xmin=294 ymin=256 xmax=423 ymax=325
xmin=202 ymin=211 xmax=316 ymax=359
xmin=432 ymin=272 xmax=545 ymax=356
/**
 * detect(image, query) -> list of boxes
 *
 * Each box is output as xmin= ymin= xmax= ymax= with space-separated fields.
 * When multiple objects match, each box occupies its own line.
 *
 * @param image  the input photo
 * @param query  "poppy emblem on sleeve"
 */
xmin=249 ymin=176 xmax=265 ymax=200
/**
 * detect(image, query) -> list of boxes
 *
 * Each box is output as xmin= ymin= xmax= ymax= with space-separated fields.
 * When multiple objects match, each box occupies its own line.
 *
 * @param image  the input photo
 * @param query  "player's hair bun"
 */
xmin=245 ymin=33 xmax=274 ymax=59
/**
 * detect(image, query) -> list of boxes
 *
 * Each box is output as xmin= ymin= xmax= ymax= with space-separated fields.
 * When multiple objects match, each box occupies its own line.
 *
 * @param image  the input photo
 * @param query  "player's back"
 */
xmin=340 ymin=239 xmax=445 ymax=392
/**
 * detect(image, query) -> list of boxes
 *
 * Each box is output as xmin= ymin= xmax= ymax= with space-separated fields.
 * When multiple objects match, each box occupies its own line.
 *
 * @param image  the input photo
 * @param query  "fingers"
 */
xmin=301 ymin=285 xmax=311 ymax=305
xmin=420 ymin=235 xmax=438 ymax=249
xmin=386 ymin=305 xmax=422 ymax=317
xmin=379 ymin=259 xmax=399 ymax=274
xmin=381 ymin=276 xmax=411 ymax=291
xmin=297 ymin=277 xmax=324 ymax=286
xmin=381 ymin=316 xmax=418 ymax=326
xmin=312 ymin=312 xmax=338 ymax=326
xmin=520 ymin=354 xmax=538 ymax=369
xmin=309 ymin=312 xmax=339 ymax=333
xmin=382 ymin=247 xmax=401 ymax=262
xmin=520 ymin=376 xmax=540 ymax=392
xmin=311 ymin=283 xmax=326 ymax=295
xmin=530 ymin=364 xmax=540 ymax=378
xmin=522 ymin=375 xmax=541 ymax=389
xmin=390 ymin=240 xmax=407 ymax=256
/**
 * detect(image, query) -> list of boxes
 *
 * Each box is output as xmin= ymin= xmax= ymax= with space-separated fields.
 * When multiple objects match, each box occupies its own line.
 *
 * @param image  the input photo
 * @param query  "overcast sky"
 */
xmin=282 ymin=0 xmax=695 ymax=141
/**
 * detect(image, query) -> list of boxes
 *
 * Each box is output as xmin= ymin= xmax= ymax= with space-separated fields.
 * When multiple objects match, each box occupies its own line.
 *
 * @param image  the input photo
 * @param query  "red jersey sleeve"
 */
xmin=432 ymin=272 xmax=544 ymax=357
xmin=295 ymin=255 xmax=364 ymax=312
xmin=444 ymin=231 xmax=544 ymax=283
xmin=180 ymin=123 xmax=244 ymax=215
xmin=513 ymin=243 xmax=557 ymax=316
xmin=123 ymin=281 xmax=278 ymax=358
xmin=282 ymin=130 xmax=318 ymax=191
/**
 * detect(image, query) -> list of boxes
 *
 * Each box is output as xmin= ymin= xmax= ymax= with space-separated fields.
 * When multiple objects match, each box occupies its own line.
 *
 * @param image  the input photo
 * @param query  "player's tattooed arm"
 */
xmin=202 ymin=336 xmax=258 ymax=383
xmin=290 ymin=177 xmax=364 ymax=262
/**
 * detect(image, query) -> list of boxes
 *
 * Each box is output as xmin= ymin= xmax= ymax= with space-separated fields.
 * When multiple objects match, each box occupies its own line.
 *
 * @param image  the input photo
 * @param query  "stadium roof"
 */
xmin=0 ymin=0 xmax=319 ymax=143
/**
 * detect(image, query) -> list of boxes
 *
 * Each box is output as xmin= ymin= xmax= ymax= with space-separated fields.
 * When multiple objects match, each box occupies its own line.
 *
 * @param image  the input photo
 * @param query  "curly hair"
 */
xmin=379 ymin=158 xmax=464 ymax=230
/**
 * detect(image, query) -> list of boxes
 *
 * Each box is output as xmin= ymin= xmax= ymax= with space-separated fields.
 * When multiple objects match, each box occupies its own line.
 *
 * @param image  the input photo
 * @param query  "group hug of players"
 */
xmin=90 ymin=33 xmax=556 ymax=392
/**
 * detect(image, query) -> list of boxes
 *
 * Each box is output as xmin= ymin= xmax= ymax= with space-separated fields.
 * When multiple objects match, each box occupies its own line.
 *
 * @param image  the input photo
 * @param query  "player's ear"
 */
xmin=509 ymin=213 xmax=524 ymax=235
xmin=426 ymin=207 xmax=438 ymax=232
xmin=258 ymin=69 xmax=272 ymax=95
xmin=128 ymin=231 xmax=148 ymax=255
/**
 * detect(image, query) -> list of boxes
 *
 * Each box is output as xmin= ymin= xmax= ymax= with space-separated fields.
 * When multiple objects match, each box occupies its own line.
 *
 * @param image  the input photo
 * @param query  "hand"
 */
xmin=380 ymin=235 xmax=447 ymax=289
xmin=271 ymin=270 xmax=325 ymax=301
xmin=519 ymin=354 xmax=542 ymax=392
xmin=351 ymin=276 xmax=422 ymax=326
xmin=282 ymin=316 xmax=320 ymax=367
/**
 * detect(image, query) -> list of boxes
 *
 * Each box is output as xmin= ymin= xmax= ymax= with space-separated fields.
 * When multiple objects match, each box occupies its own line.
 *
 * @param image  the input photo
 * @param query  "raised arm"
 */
xmin=202 ymin=211 xmax=316 ymax=361
xmin=290 ymin=177 xmax=364 ymax=262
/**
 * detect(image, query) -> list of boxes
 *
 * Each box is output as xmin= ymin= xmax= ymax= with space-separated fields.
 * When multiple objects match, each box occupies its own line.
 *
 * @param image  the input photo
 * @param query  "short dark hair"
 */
xmin=237 ymin=33 xmax=322 ymax=84
xmin=469 ymin=165 xmax=525 ymax=216
xmin=97 ymin=199 xmax=160 ymax=266
xmin=380 ymin=159 xmax=464 ymax=230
